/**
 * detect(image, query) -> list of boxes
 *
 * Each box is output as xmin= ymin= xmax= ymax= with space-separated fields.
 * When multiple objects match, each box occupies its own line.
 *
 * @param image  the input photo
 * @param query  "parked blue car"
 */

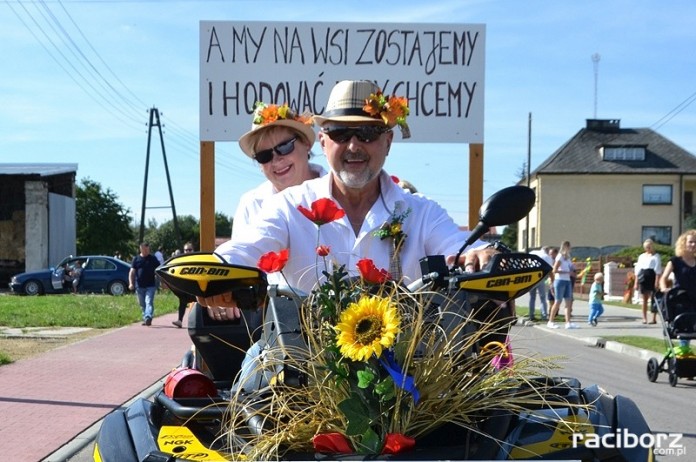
xmin=9 ymin=256 xmax=131 ymax=296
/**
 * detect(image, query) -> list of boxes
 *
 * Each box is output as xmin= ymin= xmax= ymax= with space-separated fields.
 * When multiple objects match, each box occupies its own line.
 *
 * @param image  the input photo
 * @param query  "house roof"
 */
xmin=533 ymin=119 xmax=696 ymax=175
xmin=0 ymin=163 xmax=78 ymax=177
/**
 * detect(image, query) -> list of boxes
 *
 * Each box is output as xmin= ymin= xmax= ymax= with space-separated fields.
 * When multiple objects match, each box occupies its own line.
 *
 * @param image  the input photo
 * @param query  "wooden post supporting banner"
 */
xmin=468 ymin=143 xmax=484 ymax=230
xmin=200 ymin=141 xmax=216 ymax=251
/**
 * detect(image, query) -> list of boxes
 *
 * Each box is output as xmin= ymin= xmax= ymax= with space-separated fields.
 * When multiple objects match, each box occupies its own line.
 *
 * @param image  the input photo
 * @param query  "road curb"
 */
xmin=42 ymin=377 xmax=167 ymax=462
xmin=532 ymin=322 xmax=660 ymax=362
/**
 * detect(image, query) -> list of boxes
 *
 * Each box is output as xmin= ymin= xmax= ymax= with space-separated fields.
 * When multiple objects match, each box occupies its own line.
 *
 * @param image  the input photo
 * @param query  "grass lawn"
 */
xmin=0 ymin=291 xmax=181 ymax=365
xmin=0 ymin=291 xmax=179 ymax=329
xmin=602 ymin=336 xmax=667 ymax=354
xmin=516 ymin=304 xmax=666 ymax=353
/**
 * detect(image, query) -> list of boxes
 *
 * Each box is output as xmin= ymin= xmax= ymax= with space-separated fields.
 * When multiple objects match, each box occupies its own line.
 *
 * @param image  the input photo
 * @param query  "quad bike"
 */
xmin=93 ymin=186 xmax=654 ymax=461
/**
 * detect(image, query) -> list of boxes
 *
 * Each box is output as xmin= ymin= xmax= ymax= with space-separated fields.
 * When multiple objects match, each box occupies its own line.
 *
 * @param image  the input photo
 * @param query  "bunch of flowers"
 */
xmin=225 ymin=198 xmax=586 ymax=460
xmin=251 ymin=101 xmax=313 ymax=127
xmin=363 ymin=91 xmax=411 ymax=139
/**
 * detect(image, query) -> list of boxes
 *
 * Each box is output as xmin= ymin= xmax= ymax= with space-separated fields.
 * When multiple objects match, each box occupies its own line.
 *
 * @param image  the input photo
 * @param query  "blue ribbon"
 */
xmin=380 ymin=350 xmax=420 ymax=404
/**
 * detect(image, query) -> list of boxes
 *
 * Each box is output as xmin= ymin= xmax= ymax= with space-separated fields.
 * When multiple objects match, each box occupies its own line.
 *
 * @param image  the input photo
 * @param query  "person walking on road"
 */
xmin=129 ymin=242 xmax=160 ymax=326
xmin=635 ymin=238 xmax=662 ymax=324
xmin=588 ymin=272 xmax=605 ymax=326
xmin=659 ymin=229 xmax=696 ymax=351
xmin=172 ymin=242 xmax=195 ymax=328
xmin=528 ymin=246 xmax=553 ymax=321
xmin=548 ymin=241 xmax=578 ymax=329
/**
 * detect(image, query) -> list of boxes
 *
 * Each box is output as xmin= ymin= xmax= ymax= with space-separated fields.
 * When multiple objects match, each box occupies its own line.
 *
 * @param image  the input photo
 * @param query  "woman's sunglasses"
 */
xmin=253 ymin=136 xmax=297 ymax=164
xmin=322 ymin=126 xmax=390 ymax=144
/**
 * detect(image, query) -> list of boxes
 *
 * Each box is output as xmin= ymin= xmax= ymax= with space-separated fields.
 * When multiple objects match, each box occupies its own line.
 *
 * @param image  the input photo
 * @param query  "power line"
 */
xmin=650 ymin=90 xmax=696 ymax=131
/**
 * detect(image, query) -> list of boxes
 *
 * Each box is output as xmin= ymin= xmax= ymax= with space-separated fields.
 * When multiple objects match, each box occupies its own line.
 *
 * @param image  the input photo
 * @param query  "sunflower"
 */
xmin=335 ymin=295 xmax=400 ymax=362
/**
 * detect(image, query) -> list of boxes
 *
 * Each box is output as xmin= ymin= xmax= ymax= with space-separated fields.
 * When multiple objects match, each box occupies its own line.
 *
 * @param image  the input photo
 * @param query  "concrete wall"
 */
xmin=25 ymin=181 xmax=49 ymax=271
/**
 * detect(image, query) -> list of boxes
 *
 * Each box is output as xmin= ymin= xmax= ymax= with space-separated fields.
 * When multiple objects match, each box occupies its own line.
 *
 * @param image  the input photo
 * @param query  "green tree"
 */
xmin=216 ymin=212 xmax=232 ymax=238
xmin=500 ymin=222 xmax=518 ymax=250
xmin=144 ymin=215 xmax=199 ymax=256
xmin=76 ymin=178 xmax=134 ymax=256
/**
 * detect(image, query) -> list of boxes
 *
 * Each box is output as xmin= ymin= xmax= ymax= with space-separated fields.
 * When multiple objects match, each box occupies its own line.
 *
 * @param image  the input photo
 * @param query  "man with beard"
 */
xmin=205 ymin=80 xmax=492 ymax=320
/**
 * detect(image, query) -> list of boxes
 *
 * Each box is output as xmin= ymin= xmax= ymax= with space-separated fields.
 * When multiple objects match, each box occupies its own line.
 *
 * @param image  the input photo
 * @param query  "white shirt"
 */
xmin=231 ymin=163 xmax=327 ymax=240
xmin=217 ymin=171 xmax=476 ymax=293
xmin=635 ymin=252 xmax=662 ymax=275
xmin=554 ymin=255 xmax=574 ymax=281
xmin=530 ymin=249 xmax=554 ymax=267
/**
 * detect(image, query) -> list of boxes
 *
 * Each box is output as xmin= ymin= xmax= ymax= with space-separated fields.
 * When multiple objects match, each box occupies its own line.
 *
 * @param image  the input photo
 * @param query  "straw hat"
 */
xmin=238 ymin=102 xmax=315 ymax=158
xmin=313 ymin=80 xmax=411 ymax=138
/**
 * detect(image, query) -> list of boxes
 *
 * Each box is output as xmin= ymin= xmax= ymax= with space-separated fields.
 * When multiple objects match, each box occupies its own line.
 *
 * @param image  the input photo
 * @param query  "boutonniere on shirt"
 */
xmin=374 ymin=206 xmax=411 ymax=253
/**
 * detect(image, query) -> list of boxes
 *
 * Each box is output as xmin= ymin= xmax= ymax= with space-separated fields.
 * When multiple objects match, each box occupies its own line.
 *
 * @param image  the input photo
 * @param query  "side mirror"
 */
xmin=477 ymin=185 xmax=536 ymax=228
xmin=451 ymin=186 xmax=536 ymax=268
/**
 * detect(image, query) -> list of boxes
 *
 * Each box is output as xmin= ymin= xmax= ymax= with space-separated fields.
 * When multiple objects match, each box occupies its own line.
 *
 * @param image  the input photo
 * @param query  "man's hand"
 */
xmin=448 ymin=246 xmax=499 ymax=273
xmin=197 ymin=292 xmax=242 ymax=321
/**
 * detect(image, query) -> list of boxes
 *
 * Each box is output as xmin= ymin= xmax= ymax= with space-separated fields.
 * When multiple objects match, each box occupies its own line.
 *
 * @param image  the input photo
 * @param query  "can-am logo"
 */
xmin=573 ymin=430 xmax=685 ymax=456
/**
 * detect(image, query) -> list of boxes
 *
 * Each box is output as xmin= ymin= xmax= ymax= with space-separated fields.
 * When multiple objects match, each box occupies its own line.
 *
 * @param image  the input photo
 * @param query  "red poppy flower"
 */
xmin=298 ymin=198 xmax=345 ymax=226
xmin=316 ymin=245 xmax=331 ymax=257
xmin=382 ymin=433 xmax=415 ymax=455
xmin=390 ymin=175 xmax=400 ymax=184
xmin=312 ymin=432 xmax=353 ymax=454
xmin=257 ymin=249 xmax=289 ymax=273
xmin=357 ymin=258 xmax=391 ymax=284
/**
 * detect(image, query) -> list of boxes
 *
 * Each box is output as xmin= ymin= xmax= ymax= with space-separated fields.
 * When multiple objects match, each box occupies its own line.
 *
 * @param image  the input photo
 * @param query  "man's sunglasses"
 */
xmin=322 ymin=126 xmax=390 ymax=144
xmin=253 ymin=137 xmax=297 ymax=164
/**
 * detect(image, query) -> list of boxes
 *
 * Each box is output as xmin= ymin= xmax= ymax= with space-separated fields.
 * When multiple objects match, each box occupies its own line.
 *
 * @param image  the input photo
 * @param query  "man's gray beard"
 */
xmin=336 ymin=168 xmax=377 ymax=189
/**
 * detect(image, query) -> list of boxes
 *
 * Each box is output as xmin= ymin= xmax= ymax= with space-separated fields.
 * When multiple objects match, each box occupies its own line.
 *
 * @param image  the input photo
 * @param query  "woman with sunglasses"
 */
xmin=232 ymin=102 xmax=326 ymax=240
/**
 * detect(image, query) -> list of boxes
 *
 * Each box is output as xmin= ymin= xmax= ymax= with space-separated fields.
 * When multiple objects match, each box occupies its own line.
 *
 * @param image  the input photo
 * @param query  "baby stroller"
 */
xmin=646 ymin=288 xmax=696 ymax=386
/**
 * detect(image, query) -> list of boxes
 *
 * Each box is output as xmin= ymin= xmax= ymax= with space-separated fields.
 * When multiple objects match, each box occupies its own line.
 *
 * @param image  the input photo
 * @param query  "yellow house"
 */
xmin=519 ymin=119 xmax=696 ymax=249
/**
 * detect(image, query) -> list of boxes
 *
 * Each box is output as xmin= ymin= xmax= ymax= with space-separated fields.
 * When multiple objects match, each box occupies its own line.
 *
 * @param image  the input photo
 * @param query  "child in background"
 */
xmin=588 ymin=272 xmax=605 ymax=326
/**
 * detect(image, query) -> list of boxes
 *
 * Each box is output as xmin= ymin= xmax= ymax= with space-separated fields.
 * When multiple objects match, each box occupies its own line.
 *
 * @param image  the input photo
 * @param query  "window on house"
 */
xmin=531 ymin=227 xmax=536 ymax=248
xmin=600 ymin=146 xmax=646 ymax=161
xmin=642 ymin=185 xmax=672 ymax=205
xmin=642 ymin=226 xmax=671 ymax=245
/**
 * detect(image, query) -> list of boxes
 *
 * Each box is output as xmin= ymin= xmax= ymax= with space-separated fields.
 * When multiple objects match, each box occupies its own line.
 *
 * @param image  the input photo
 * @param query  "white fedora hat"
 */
xmin=313 ymin=80 xmax=411 ymax=138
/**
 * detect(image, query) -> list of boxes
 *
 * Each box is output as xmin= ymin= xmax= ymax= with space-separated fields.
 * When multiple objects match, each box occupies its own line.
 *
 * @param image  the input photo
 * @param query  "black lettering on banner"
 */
xmin=310 ymin=28 xmax=349 ymax=65
xmin=211 ymin=78 xmax=477 ymax=120
xmin=231 ymin=26 xmax=267 ymax=63
xmin=382 ymin=80 xmax=478 ymax=118
xmin=355 ymin=29 xmax=374 ymax=65
xmin=352 ymin=28 xmax=480 ymax=75
xmin=273 ymin=27 xmax=305 ymax=64
xmin=206 ymin=26 xmax=224 ymax=63
xmin=212 ymin=76 xmax=326 ymax=117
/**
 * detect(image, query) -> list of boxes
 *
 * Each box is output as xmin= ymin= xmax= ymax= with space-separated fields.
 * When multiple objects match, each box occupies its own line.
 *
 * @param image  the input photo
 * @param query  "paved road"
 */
xmin=50 ymin=294 xmax=680 ymax=461
xmin=513 ymin=324 xmax=695 ymax=460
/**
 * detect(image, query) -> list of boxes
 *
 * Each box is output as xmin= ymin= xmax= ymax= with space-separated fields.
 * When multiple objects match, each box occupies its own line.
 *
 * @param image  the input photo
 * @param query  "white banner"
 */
xmin=200 ymin=21 xmax=485 ymax=143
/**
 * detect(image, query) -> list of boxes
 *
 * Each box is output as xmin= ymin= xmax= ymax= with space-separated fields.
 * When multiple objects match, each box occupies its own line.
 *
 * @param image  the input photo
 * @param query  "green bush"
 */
xmin=610 ymin=244 xmax=673 ymax=266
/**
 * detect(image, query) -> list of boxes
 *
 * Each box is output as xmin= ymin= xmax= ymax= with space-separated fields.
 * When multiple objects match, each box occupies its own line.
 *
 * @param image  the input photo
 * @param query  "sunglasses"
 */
xmin=253 ymin=137 xmax=298 ymax=164
xmin=183 ymin=248 xmax=193 ymax=252
xmin=322 ymin=126 xmax=390 ymax=144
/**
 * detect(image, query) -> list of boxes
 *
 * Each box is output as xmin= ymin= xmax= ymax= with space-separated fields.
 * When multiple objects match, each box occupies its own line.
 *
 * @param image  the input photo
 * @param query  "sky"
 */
xmin=2 ymin=0 xmax=696 ymax=231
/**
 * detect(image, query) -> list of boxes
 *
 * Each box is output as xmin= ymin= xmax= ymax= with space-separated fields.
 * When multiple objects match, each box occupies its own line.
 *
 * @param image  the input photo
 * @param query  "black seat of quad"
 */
xmin=187 ymin=303 xmax=262 ymax=383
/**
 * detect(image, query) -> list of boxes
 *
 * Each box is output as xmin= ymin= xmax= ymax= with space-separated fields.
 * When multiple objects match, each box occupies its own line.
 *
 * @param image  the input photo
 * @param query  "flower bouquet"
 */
xmin=222 ymin=199 xmax=587 ymax=460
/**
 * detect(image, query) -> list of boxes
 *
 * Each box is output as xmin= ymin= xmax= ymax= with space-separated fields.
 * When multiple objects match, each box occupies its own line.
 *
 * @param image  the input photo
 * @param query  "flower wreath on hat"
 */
xmin=252 ymin=102 xmax=312 ymax=127
xmin=239 ymin=102 xmax=315 ymax=158
xmin=363 ymin=91 xmax=411 ymax=139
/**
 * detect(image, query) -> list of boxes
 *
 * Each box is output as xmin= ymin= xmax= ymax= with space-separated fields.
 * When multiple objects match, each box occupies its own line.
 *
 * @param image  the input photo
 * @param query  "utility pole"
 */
xmin=139 ymin=107 xmax=182 ymax=248
xmin=525 ymin=112 xmax=532 ymax=252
